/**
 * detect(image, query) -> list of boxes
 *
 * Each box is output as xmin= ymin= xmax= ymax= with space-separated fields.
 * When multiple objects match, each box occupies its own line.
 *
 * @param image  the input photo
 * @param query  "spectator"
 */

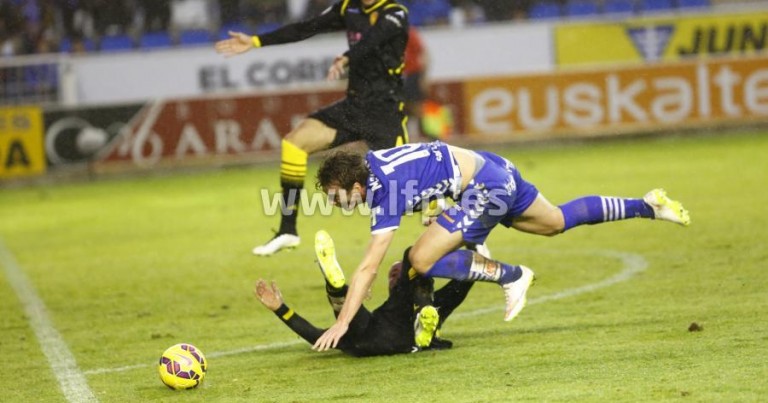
xmin=240 ymin=0 xmax=286 ymax=28
xmin=88 ymin=0 xmax=132 ymax=36
xmin=53 ymin=0 xmax=82 ymax=38
xmin=218 ymin=0 xmax=240 ymax=26
xmin=139 ymin=0 xmax=171 ymax=33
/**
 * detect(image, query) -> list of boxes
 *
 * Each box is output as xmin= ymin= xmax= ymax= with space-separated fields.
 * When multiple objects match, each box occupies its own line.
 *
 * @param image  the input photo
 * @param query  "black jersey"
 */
xmin=272 ymin=268 xmax=473 ymax=357
xmin=273 ymin=270 xmax=418 ymax=357
xmin=256 ymin=0 xmax=409 ymax=102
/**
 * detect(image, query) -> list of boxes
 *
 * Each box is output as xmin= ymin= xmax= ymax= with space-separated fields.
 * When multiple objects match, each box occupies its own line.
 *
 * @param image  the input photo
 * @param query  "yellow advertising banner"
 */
xmin=556 ymin=12 xmax=768 ymax=67
xmin=0 ymin=106 xmax=46 ymax=178
xmin=463 ymin=54 xmax=768 ymax=139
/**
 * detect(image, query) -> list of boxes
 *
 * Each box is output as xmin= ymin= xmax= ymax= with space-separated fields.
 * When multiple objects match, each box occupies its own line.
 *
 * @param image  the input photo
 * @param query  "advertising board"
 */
xmin=464 ymin=54 xmax=768 ymax=139
xmin=556 ymin=12 xmax=768 ymax=66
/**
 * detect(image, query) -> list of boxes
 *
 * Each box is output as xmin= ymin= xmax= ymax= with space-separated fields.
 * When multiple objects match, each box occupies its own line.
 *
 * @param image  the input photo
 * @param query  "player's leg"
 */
xmin=500 ymin=162 xmax=690 ymax=236
xmin=314 ymin=230 xmax=374 ymax=339
xmin=420 ymin=278 xmax=473 ymax=350
xmin=510 ymin=190 xmax=690 ymax=236
xmin=409 ymin=155 xmax=536 ymax=322
xmin=433 ymin=280 xmax=474 ymax=328
xmin=253 ymin=118 xmax=337 ymax=256
xmin=409 ymin=221 xmax=534 ymax=322
xmin=314 ymin=230 xmax=347 ymax=315
xmin=389 ymin=254 xmax=440 ymax=348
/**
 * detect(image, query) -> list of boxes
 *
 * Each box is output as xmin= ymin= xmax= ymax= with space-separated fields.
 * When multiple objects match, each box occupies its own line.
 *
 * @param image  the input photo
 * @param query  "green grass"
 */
xmin=1 ymin=131 xmax=767 ymax=402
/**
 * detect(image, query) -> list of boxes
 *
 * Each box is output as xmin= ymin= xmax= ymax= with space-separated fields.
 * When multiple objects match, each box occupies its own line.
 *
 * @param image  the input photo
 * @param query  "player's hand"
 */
xmin=326 ymin=55 xmax=349 ymax=81
xmin=254 ymin=279 xmax=283 ymax=311
xmin=312 ymin=321 xmax=349 ymax=351
xmin=214 ymin=31 xmax=254 ymax=57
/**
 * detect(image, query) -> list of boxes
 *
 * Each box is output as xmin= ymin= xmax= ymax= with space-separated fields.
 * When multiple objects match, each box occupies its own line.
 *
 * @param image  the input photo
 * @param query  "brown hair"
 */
xmin=316 ymin=150 xmax=370 ymax=191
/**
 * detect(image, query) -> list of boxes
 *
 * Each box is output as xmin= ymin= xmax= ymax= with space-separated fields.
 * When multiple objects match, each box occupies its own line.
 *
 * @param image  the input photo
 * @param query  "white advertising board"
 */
xmin=70 ymin=23 xmax=553 ymax=106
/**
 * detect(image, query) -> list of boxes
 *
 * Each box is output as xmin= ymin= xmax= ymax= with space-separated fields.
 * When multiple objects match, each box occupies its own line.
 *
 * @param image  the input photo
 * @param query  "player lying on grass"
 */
xmin=312 ymin=140 xmax=691 ymax=351
xmin=254 ymin=231 xmax=473 ymax=357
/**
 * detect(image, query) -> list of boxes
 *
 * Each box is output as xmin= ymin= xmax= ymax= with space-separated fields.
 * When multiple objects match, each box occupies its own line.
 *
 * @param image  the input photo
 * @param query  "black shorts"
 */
xmin=403 ymin=72 xmax=426 ymax=103
xmin=310 ymin=97 xmax=408 ymax=151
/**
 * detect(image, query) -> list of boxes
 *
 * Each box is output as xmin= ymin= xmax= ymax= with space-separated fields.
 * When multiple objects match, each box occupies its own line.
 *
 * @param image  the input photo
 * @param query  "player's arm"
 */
xmin=215 ymin=4 xmax=344 ymax=56
xmin=344 ymin=6 xmax=408 ymax=64
xmin=255 ymin=280 xmax=326 ymax=345
xmin=312 ymin=230 xmax=396 ymax=351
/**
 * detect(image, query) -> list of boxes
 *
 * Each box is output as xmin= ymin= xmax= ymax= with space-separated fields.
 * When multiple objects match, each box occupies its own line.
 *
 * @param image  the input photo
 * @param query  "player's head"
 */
xmin=316 ymin=151 xmax=370 ymax=211
xmin=388 ymin=261 xmax=402 ymax=290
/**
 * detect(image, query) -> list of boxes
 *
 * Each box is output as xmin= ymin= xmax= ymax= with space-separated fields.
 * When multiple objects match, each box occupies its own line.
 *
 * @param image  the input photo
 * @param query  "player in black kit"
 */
xmin=254 ymin=233 xmax=473 ymax=357
xmin=215 ymin=0 xmax=410 ymax=256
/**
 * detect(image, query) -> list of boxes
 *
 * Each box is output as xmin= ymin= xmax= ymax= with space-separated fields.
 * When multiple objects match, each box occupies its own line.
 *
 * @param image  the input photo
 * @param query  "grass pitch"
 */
xmin=1 ymin=131 xmax=767 ymax=402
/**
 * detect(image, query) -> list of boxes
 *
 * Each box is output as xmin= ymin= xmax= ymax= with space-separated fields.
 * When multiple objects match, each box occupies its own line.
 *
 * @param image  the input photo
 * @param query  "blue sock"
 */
xmin=425 ymin=250 xmax=522 ymax=285
xmin=559 ymin=196 xmax=654 ymax=232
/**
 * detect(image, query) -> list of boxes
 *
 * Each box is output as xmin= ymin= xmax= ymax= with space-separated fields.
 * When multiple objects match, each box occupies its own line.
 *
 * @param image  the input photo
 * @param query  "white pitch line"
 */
xmin=85 ymin=248 xmax=647 ymax=376
xmin=0 ymin=239 xmax=98 ymax=403
xmin=83 ymin=340 xmax=304 ymax=376
xmin=450 ymin=248 xmax=648 ymax=319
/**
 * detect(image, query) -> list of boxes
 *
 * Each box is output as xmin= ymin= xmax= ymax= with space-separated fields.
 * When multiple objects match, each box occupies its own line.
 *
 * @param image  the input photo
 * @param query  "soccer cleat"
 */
xmin=643 ymin=188 xmax=691 ymax=227
xmin=314 ymin=230 xmax=345 ymax=289
xmin=426 ymin=337 xmax=453 ymax=350
xmin=414 ymin=305 xmax=440 ymax=348
xmin=252 ymin=233 xmax=300 ymax=256
xmin=502 ymin=266 xmax=535 ymax=322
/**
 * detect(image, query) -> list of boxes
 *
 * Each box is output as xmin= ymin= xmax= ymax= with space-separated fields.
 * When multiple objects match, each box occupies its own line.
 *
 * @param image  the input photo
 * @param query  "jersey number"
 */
xmin=373 ymin=144 xmax=430 ymax=175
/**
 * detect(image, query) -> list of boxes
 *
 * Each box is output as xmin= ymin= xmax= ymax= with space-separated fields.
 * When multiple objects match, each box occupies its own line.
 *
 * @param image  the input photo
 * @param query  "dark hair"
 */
xmin=316 ymin=150 xmax=370 ymax=191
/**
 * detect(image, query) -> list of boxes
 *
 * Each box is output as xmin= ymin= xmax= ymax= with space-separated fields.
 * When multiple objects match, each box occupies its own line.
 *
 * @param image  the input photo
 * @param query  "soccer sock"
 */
xmin=425 ymin=250 xmax=522 ymax=285
xmin=559 ymin=196 xmax=655 ymax=232
xmin=326 ymin=284 xmax=347 ymax=316
xmin=433 ymin=280 xmax=473 ymax=328
xmin=279 ymin=140 xmax=307 ymax=235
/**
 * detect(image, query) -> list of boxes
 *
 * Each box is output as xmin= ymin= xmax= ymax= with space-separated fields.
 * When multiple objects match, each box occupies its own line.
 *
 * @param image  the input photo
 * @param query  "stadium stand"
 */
xmin=678 ymin=0 xmax=712 ymax=8
xmin=529 ymin=1 xmax=563 ymax=19
xmin=638 ymin=0 xmax=675 ymax=13
xmin=0 ymin=0 xmax=726 ymax=57
xmin=99 ymin=34 xmax=136 ymax=53
xmin=178 ymin=29 xmax=213 ymax=46
xmin=565 ymin=0 xmax=601 ymax=18
xmin=603 ymin=0 xmax=637 ymax=15
xmin=58 ymin=36 xmax=97 ymax=54
xmin=140 ymin=32 xmax=175 ymax=49
xmin=401 ymin=0 xmax=453 ymax=26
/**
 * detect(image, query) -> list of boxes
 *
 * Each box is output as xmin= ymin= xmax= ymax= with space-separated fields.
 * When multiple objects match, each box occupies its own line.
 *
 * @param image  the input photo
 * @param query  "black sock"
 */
xmin=278 ymin=181 xmax=302 ymax=235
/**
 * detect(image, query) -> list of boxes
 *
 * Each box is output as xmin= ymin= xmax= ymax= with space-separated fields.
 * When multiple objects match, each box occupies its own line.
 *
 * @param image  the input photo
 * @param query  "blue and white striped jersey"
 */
xmin=365 ymin=141 xmax=462 ymax=234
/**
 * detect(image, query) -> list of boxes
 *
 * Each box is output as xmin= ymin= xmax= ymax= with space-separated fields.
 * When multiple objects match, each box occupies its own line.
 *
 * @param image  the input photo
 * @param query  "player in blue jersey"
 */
xmin=310 ymin=141 xmax=691 ymax=351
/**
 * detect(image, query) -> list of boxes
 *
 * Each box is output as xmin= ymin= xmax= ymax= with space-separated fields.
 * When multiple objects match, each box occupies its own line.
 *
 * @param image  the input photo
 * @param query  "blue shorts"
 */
xmin=436 ymin=152 xmax=539 ymax=244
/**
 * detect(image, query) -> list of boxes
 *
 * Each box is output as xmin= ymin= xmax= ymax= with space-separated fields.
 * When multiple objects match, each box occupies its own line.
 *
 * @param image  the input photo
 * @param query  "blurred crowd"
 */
xmin=0 ymin=0 xmax=733 ymax=57
xmin=0 ymin=0 xmax=555 ymax=57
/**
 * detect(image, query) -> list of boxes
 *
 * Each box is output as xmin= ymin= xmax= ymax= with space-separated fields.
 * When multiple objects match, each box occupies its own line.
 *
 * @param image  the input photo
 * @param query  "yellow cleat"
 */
xmin=414 ymin=305 xmax=439 ymax=348
xmin=314 ymin=230 xmax=345 ymax=289
xmin=643 ymin=189 xmax=691 ymax=227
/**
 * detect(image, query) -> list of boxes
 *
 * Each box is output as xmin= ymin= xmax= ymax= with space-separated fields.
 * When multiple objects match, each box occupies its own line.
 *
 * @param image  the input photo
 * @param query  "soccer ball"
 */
xmin=157 ymin=343 xmax=208 ymax=390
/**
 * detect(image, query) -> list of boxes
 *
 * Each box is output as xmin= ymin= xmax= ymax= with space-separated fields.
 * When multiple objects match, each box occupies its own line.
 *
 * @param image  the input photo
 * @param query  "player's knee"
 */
xmin=407 ymin=248 xmax=434 ymax=275
xmin=283 ymin=133 xmax=309 ymax=151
